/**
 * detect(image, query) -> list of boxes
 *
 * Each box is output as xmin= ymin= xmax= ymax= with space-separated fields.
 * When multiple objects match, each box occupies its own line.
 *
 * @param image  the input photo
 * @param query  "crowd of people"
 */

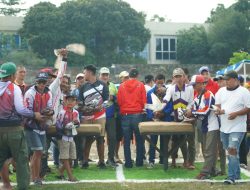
xmin=1 ymin=49 xmax=250 ymax=189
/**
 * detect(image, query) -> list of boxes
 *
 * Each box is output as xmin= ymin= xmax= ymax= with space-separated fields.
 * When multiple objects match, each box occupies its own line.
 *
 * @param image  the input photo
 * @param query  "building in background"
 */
xmin=0 ymin=16 xmax=207 ymax=64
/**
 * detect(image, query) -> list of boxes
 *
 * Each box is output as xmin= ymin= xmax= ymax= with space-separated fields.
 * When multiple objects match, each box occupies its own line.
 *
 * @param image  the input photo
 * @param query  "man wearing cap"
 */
xmin=117 ymin=68 xmax=146 ymax=168
xmin=199 ymin=66 xmax=219 ymax=95
xmin=114 ymin=71 xmax=129 ymax=163
xmin=99 ymin=67 xmax=118 ymax=167
xmin=0 ymin=62 xmax=42 ymax=190
xmin=215 ymin=70 xmax=250 ymax=184
xmin=163 ymin=68 xmax=194 ymax=168
xmin=187 ymin=75 xmax=220 ymax=179
xmin=24 ymin=72 xmax=54 ymax=185
xmin=79 ymin=65 xmax=109 ymax=169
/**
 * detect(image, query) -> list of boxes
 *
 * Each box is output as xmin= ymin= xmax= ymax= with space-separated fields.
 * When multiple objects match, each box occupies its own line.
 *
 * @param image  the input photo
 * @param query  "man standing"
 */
xmin=117 ymin=68 xmax=146 ymax=168
xmin=163 ymin=68 xmax=194 ymax=168
xmin=0 ymin=62 xmax=42 ymax=190
xmin=79 ymin=65 xmax=109 ymax=169
xmin=99 ymin=67 xmax=118 ymax=167
xmin=199 ymin=66 xmax=219 ymax=95
xmin=14 ymin=65 xmax=27 ymax=95
xmin=215 ymin=70 xmax=250 ymax=184
xmin=187 ymin=75 xmax=220 ymax=179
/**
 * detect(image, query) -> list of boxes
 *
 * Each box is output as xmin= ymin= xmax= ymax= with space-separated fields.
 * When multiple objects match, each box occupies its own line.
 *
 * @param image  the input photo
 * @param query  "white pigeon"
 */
xmin=146 ymin=93 xmax=166 ymax=112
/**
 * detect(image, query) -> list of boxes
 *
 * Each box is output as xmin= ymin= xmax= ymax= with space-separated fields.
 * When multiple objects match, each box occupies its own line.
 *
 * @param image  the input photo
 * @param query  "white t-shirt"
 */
xmin=215 ymin=86 xmax=250 ymax=133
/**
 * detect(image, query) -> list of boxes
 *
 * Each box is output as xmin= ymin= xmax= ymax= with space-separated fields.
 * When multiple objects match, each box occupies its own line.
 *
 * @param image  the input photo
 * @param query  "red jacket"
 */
xmin=117 ymin=79 xmax=146 ymax=115
xmin=205 ymin=78 xmax=219 ymax=95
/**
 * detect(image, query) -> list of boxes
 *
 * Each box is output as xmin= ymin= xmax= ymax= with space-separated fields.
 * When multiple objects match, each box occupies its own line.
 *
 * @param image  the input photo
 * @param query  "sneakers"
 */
xmin=33 ymin=179 xmax=43 ymax=186
xmin=240 ymin=163 xmax=248 ymax=169
xmin=147 ymin=162 xmax=154 ymax=169
xmin=196 ymin=173 xmax=210 ymax=180
xmin=106 ymin=159 xmax=118 ymax=168
xmin=224 ymin=178 xmax=235 ymax=185
xmin=81 ymin=162 xmax=89 ymax=169
xmin=97 ymin=162 xmax=106 ymax=169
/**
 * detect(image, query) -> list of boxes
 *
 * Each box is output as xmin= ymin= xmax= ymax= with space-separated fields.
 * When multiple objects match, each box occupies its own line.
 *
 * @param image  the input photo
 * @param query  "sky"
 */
xmin=21 ymin=0 xmax=237 ymax=23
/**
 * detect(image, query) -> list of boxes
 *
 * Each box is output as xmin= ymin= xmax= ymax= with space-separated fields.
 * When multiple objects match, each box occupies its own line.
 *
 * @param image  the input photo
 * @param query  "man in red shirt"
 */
xmin=117 ymin=68 xmax=146 ymax=168
xmin=199 ymin=66 xmax=219 ymax=95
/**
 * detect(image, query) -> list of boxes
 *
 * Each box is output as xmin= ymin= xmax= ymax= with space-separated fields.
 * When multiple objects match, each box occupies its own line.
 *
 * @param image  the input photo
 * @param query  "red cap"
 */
xmin=190 ymin=75 xmax=205 ymax=85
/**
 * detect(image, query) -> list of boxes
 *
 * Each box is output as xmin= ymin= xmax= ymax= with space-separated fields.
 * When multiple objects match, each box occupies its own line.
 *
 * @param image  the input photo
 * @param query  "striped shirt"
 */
xmin=192 ymin=89 xmax=219 ymax=133
xmin=163 ymin=84 xmax=194 ymax=121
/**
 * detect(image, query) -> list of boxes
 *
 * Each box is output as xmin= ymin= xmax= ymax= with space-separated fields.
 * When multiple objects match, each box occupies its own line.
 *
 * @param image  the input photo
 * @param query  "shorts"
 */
xmin=25 ymin=129 xmax=46 ymax=151
xmin=82 ymin=117 xmax=106 ymax=137
xmin=58 ymin=140 xmax=76 ymax=160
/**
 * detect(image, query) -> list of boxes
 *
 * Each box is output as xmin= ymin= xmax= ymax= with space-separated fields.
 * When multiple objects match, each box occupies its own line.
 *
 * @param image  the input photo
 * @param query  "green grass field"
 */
xmin=25 ymin=182 xmax=250 ymax=190
xmin=8 ymin=162 xmax=249 ymax=183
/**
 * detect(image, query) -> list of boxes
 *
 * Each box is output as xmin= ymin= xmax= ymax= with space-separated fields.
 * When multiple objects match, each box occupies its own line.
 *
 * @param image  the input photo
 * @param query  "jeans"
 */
xmin=149 ymin=135 xmax=165 ymax=163
xmin=121 ymin=114 xmax=144 ymax=167
xmin=220 ymin=132 xmax=245 ymax=180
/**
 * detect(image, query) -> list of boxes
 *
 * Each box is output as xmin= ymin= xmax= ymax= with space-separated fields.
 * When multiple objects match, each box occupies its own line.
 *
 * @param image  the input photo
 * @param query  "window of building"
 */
xmin=155 ymin=37 xmax=177 ymax=60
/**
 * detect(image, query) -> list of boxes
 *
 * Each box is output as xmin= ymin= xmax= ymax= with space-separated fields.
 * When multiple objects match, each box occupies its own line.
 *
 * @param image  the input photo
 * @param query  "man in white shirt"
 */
xmin=215 ymin=70 xmax=250 ymax=184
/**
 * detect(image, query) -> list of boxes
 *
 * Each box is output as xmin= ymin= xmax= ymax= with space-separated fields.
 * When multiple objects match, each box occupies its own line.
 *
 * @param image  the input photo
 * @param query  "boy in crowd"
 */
xmin=24 ymin=72 xmax=54 ymax=185
xmin=56 ymin=94 xmax=79 ymax=181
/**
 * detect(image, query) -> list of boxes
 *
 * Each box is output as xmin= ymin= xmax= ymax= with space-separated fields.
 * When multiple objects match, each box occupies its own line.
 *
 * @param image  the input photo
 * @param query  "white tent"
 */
xmin=216 ymin=59 xmax=250 ymax=81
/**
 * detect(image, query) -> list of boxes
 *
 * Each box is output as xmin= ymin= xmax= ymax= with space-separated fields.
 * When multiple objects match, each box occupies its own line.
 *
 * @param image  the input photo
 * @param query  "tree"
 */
xmin=150 ymin=14 xmax=166 ymax=22
xmin=229 ymin=51 xmax=250 ymax=65
xmin=20 ymin=0 xmax=150 ymax=66
xmin=0 ymin=0 xmax=25 ymax=16
xmin=177 ymin=26 xmax=211 ymax=64
xmin=208 ymin=9 xmax=249 ymax=64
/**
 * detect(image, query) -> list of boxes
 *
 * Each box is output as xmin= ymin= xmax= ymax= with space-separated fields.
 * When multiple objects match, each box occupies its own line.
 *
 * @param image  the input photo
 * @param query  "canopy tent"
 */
xmin=216 ymin=60 xmax=250 ymax=81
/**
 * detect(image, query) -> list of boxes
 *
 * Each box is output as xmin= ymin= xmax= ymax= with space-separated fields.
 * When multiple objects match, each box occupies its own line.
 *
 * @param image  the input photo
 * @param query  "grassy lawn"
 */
xmin=25 ymin=182 xmax=250 ymax=190
xmin=123 ymin=162 xmax=249 ymax=180
xmin=8 ymin=162 xmax=249 ymax=183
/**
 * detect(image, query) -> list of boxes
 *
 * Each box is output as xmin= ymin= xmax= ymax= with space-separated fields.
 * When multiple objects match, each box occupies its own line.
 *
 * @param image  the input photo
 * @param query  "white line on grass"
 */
xmin=240 ymin=168 xmax=250 ymax=178
xmin=116 ymin=163 xmax=125 ymax=182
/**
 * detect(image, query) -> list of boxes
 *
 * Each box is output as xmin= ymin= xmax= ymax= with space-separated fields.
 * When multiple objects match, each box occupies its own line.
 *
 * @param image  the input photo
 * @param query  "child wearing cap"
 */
xmin=56 ymin=94 xmax=79 ymax=181
xmin=24 ymin=72 xmax=54 ymax=185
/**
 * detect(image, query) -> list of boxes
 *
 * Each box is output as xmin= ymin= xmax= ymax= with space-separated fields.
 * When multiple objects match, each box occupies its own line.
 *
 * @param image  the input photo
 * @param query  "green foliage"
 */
xmin=0 ymin=0 xmax=25 ymax=15
xmin=178 ymin=0 xmax=250 ymax=65
xmin=229 ymin=51 xmax=250 ymax=65
xmin=20 ymin=0 xmax=150 ymax=66
xmin=177 ymin=26 xmax=211 ymax=64
xmin=208 ymin=9 xmax=249 ymax=64
xmin=1 ymin=50 xmax=47 ymax=66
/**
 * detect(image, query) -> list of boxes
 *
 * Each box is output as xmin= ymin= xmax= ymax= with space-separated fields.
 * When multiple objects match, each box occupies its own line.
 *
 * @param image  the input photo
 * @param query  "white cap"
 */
xmin=75 ymin=73 xmax=84 ymax=82
xmin=119 ymin=71 xmax=129 ymax=78
xmin=99 ymin=67 xmax=110 ymax=74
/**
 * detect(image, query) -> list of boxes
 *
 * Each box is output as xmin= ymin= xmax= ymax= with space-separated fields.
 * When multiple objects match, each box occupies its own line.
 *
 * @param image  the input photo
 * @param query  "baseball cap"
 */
xmin=190 ymin=75 xmax=205 ymax=85
xmin=99 ymin=67 xmax=110 ymax=74
xmin=199 ymin=66 xmax=209 ymax=74
xmin=75 ymin=73 xmax=84 ymax=82
xmin=238 ymin=75 xmax=244 ymax=83
xmin=213 ymin=75 xmax=224 ymax=81
xmin=40 ymin=67 xmax=57 ymax=78
xmin=65 ymin=92 xmax=77 ymax=100
xmin=0 ymin=62 xmax=16 ymax=78
xmin=119 ymin=71 xmax=129 ymax=78
xmin=172 ymin=68 xmax=185 ymax=77
xmin=36 ymin=72 xmax=49 ymax=81
xmin=222 ymin=70 xmax=238 ymax=80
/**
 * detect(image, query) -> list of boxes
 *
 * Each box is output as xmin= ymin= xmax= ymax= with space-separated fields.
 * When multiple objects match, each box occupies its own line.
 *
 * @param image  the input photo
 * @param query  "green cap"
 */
xmin=222 ymin=70 xmax=238 ymax=80
xmin=0 ymin=62 xmax=17 ymax=78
